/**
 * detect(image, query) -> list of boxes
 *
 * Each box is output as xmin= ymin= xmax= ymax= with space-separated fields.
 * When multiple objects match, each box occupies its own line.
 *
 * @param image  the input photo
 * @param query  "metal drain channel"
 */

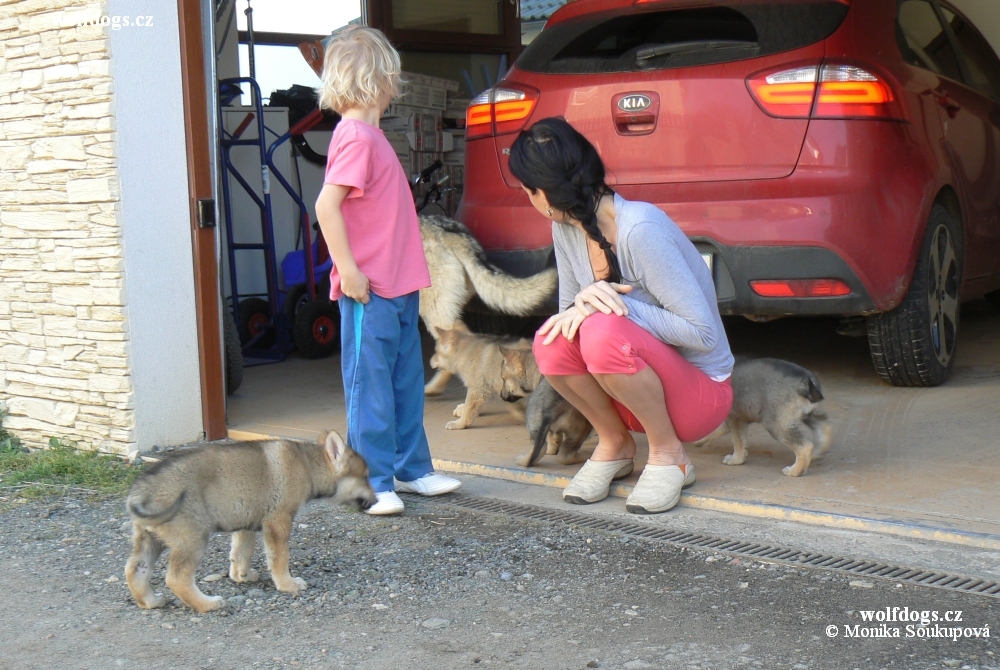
xmin=433 ymin=495 xmax=1000 ymax=600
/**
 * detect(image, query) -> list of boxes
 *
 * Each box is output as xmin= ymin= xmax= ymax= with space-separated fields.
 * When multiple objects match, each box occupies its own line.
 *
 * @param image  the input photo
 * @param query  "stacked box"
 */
xmin=397 ymin=82 xmax=448 ymax=111
xmin=442 ymin=132 xmax=465 ymax=166
xmin=382 ymin=71 xmax=465 ymax=215
xmin=444 ymin=98 xmax=470 ymax=129
xmin=404 ymin=72 xmax=461 ymax=93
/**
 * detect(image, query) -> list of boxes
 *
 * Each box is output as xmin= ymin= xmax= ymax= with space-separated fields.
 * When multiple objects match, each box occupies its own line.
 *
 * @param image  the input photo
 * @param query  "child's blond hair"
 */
xmin=319 ymin=26 xmax=401 ymax=113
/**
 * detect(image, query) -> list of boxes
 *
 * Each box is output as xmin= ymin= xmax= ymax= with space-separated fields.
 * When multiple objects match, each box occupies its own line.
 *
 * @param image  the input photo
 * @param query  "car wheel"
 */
xmin=293 ymin=299 xmax=340 ymax=359
xmin=223 ymin=308 xmax=244 ymax=395
xmin=464 ymin=312 xmax=547 ymax=339
xmin=866 ymin=204 xmax=962 ymax=387
xmin=985 ymin=289 xmax=1000 ymax=312
xmin=238 ymin=297 xmax=276 ymax=348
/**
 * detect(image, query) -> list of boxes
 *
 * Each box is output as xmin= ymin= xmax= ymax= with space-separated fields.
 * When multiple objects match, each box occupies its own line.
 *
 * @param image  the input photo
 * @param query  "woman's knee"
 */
xmin=532 ymin=330 xmax=584 ymax=375
xmin=578 ymin=313 xmax=632 ymax=363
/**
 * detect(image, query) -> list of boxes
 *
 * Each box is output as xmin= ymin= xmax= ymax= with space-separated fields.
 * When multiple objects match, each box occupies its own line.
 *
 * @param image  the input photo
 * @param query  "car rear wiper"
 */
xmin=635 ymin=40 xmax=759 ymax=61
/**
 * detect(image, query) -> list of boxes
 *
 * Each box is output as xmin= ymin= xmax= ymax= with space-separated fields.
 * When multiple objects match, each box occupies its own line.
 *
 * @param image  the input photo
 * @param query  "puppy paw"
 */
xmin=229 ymin=567 xmax=259 ymax=583
xmin=137 ymin=593 xmax=167 ymax=609
xmin=275 ymin=577 xmax=308 ymax=595
xmin=445 ymin=420 xmax=467 ymax=430
xmin=722 ymin=454 xmax=745 ymax=466
xmin=197 ymin=596 xmax=226 ymax=613
xmin=781 ymin=465 xmax=804 ymax=477
xmin=452 ymin=403 xmax=465 ymax=417
xmin=515 ymin=454 xmax=532 ymax=467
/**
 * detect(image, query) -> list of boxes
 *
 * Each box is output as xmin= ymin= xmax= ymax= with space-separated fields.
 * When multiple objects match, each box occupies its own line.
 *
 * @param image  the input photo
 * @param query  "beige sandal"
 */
xmin=563 ymin=458 xmax=634 ymax=505
xmin=625 ymin=464 xmax=696 ymax=514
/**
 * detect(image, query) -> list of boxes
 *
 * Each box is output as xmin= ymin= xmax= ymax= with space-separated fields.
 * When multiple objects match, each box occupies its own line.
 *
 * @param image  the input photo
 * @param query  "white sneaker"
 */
xmin=394 ymin=473 xmax=462 ymax=496
xmin=625 ymin=464 xmax=696 ymax=514
xmin=365 ymin=491 xmax=405 ymax=516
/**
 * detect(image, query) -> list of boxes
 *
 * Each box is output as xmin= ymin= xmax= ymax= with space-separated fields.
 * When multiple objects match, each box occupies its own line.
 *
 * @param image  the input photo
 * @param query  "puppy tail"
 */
xmin=803 ymin=409 xmax=833 ymax=456
xmin=800 ymin=373 xmax=824 ymax=403
xmin=461 ymin=253 xmax=558 ymax=316
xmin=525 ymin=416 xmax=556 ymax=468
xmin=127 ymin=490 xmax=186 ymax=524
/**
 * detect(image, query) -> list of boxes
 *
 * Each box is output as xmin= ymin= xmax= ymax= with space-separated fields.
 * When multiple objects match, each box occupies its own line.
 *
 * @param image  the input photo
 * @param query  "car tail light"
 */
xmin=748 ymin=64 xmax=902 ymax=120
xmin=750 ymin=279 xmax=852 ymax=298
xmin=465 ymin=86 xmax=539 ymax=140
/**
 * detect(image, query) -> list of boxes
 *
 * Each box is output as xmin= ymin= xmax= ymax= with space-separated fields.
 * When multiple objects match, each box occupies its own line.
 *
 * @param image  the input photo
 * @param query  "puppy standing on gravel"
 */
xmin=124 ymin=431 xmax=376 ymax=613
xmin=695 ymin=358 xmax=833 ymax=476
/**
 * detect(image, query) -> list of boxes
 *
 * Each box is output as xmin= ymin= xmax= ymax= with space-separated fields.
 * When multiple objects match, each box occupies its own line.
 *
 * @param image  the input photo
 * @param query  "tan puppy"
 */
xmin=418 ymin=214 xmax=556 ymax=396
xmin=124 ymin=431 xmax=375 ymax=613
xmin=429 ymin=325 xmax=536 ymax=429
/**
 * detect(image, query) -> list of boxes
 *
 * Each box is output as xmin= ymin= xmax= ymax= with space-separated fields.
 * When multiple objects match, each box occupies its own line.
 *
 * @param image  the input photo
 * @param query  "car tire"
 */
xmin=223 ymin=308 xmax=244 ymax=395
xmin=866 ymin=204 xmax=962 ymax=387
xmin=464 ymin=312 xmax=547 ymax=339
xmin=293 ymin=299 xmax=340 ymax=359
xmin=985 ymin=289 xmax=1000 ymax=312
xmin=238 ymin=297 xmax=275 ymax=348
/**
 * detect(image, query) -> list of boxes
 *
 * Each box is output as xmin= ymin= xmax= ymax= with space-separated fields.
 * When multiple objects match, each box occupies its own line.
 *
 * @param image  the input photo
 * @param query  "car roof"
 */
xmin=547 ymin=0 xmax=852 ymax=28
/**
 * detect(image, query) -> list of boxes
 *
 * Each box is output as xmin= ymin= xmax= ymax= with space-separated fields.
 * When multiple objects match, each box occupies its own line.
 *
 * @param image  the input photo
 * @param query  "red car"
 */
xmin=457 ymin=0 xmax=1000 ymax=386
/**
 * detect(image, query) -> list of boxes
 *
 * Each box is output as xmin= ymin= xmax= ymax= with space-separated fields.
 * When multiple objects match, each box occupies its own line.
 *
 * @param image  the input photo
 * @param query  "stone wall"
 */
xmin=0 ymin=0 xmax=135 ymax=454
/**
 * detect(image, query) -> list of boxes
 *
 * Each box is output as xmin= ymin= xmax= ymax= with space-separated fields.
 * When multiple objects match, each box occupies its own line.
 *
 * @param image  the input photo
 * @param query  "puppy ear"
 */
xmin=499 ymin=345 xmax=516 ymax=363
xmin=323 ymin=430 xmax=347 ymax=462
xmin=453 ymin=320 xmax=469 ymax=332
xmin=433 ymin=326 xmax=445 ymax=338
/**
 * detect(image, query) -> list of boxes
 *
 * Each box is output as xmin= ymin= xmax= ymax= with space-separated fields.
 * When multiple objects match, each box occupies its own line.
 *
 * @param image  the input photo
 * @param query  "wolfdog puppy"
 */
xmin=418 ymin=215 xmax=556 ymax=396
xmin=124 ymin=431 xmax=376 ymax=612
xmin=517 ymin=378 xmax=593 ymax=468
xmin=429 ymin=325 xmax=535 ymax=429
xmin=696 ymin=358 xmax=833 ymax=476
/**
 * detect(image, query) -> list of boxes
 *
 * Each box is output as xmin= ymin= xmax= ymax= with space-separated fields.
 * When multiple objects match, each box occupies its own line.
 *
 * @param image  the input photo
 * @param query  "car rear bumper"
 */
xmin=478 ymin=243 xmax=875 ymax=317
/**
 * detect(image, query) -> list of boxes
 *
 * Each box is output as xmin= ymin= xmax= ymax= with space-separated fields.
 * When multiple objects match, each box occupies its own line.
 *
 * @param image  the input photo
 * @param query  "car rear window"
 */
xmin=516 ymin=2 xmax=850 ymax=74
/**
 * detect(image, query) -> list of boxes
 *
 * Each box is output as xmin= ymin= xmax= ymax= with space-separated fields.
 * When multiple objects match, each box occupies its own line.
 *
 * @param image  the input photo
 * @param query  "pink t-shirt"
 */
xmin=323 ymin=119 xmax=430 ymax=300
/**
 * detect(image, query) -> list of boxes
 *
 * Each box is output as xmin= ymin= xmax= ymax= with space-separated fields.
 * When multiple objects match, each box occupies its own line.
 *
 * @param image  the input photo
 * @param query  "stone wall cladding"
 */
xmin=0 ymin=0 xmax=135 ymax=454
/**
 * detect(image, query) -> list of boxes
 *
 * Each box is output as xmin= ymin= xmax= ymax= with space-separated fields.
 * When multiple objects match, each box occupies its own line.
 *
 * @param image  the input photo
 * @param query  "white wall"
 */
xmin=108 ymin=0 xmax=204 ymax=450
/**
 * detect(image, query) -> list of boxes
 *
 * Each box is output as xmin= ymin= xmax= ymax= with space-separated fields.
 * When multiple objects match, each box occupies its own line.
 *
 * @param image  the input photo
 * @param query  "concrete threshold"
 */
xmin=229 ymin=428 xmax=1000 ymax=552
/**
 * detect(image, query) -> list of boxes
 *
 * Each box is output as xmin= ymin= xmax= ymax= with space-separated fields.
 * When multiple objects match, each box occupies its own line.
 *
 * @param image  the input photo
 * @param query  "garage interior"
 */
xmin=210 ymin=0 xmax=1000 ymax=547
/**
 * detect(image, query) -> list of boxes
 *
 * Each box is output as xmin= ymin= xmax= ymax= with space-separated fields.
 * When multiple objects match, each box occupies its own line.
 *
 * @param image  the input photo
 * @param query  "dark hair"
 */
xmin=509 ymin=117 xmax=621 ymax=283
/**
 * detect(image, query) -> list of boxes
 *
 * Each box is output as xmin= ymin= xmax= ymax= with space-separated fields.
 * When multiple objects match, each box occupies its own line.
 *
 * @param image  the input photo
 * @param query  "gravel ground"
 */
xmin=1 ymin=492 xmax=997 ymax=670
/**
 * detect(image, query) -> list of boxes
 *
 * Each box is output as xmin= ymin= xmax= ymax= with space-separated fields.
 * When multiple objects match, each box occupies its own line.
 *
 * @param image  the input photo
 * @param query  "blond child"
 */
xmin=315 ymin=26 xmax=460 ymax=515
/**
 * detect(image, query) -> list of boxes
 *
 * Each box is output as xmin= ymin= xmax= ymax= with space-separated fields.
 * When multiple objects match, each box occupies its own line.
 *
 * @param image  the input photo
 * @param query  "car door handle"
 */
xmin=935 ymin=93 xmax=961 ymax=118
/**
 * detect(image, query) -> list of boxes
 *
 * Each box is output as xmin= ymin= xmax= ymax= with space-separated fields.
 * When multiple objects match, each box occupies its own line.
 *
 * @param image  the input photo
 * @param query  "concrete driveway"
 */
xmin=227 ymin=299 xmax=1000 ymax=549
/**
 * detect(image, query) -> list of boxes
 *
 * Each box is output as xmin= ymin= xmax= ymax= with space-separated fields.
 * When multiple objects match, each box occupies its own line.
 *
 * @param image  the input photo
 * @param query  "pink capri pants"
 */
xmin=533 ymin=313 xmax=733 ymax=443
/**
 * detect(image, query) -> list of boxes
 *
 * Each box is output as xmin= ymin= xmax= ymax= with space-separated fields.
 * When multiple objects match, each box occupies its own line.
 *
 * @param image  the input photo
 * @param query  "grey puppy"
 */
xmin=517 ymin=378 xmax=593 ymax=468
xmin=124 ymin=431 xmax=376 ymax=613
xmin=696 ymin=358 xmax=833 ymax=476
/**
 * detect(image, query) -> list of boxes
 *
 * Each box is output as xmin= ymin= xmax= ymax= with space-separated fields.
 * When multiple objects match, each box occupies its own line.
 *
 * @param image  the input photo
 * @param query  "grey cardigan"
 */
xmin=553 ymin=194 xmax=734 ymax=381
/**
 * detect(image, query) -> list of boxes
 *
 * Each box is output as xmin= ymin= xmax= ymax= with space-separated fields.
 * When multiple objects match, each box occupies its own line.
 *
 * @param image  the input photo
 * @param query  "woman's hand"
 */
xmin=574 ymin=281 xmax=633 ymax=317
xmin=340 ymin=266 xmax=371 ymax=304
xmin=538 ymin=305 xmax=592 ymax=345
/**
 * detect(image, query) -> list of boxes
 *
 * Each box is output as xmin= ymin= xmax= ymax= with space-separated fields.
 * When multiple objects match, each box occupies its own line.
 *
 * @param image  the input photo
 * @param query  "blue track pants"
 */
xmin=339 ymin=292 xmax=433 ymax=492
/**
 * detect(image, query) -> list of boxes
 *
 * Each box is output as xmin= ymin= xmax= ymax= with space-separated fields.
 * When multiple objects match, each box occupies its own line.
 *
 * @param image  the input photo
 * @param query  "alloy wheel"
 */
xmin=926 ymin=223 xmax=959 ymax=366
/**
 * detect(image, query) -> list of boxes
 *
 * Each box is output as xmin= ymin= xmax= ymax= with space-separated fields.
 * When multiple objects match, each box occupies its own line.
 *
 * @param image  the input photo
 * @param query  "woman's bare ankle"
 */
xmin=646 ymin=448 xmax=690 ymax=467
xmin=591 ymin=435 xmax=636 ymax=462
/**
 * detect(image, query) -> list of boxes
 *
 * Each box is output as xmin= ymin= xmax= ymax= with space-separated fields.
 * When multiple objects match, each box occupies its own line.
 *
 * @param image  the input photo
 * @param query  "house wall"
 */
xmin=0 ymin=0 xmax=202 ymax=454
xmin=107 ymin=0 xmax=204 ymax=452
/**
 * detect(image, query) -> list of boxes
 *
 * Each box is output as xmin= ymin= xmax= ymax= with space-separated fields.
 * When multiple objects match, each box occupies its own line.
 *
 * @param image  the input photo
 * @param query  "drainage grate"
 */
xmin=431 ymin=495 xmax=1000 ymax=600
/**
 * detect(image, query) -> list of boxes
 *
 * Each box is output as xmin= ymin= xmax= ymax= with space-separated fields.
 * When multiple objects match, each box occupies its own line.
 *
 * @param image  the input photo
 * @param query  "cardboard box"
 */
xmin=403 ymin=71 xmax=460 ymax=93
xmin=397 ymin=82 xmax=448 ymax=111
